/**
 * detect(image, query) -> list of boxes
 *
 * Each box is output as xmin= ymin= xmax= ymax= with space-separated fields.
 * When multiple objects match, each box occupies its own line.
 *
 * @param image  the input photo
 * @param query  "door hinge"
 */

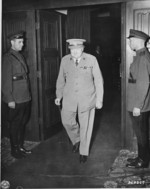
xmin=35 ymin=22 xmax=40 ymax=30
xmin=37 ymin=70 xmax=41 ymax=79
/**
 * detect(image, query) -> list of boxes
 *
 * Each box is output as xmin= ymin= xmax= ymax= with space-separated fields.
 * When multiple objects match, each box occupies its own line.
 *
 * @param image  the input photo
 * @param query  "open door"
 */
xmin=36 ymin=10 xmax=64 ymax=140
xmin=124 ymin=1 xmax=150 ymax=149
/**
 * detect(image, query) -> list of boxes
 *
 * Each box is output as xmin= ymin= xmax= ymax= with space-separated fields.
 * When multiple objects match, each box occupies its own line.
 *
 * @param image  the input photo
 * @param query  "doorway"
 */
xmin=90 ymin=3 xmax=122 ymax=146
xmin=91 ymin=4 xmax=121 ymax=93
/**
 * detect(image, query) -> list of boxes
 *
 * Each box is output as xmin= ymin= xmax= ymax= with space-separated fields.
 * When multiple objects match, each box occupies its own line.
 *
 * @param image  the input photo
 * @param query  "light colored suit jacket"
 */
xmin=56 ymin=52 xmax=104 ymax=112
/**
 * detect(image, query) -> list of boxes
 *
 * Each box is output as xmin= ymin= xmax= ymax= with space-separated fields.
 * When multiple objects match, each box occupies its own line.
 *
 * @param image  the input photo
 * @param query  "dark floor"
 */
xmin=1 ymin=90 xmax=122 ymax=188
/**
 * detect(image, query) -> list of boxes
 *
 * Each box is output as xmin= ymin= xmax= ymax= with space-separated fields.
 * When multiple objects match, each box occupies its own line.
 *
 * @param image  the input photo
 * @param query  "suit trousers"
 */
xmin=61 ymin=108 xmax=95 ymax=156
xmin=129 ymin=111 xmax=150 ymax=163
xmin=4 ymin=101 xmax=31 ymax=148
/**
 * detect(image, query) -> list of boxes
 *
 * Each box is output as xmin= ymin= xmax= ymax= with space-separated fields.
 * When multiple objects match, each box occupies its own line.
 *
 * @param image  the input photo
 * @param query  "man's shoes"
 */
xmin=72 ymin=142 xmax=80 ymax=153
xmin=126 ymin=158 xmax=149 ymax=168
xmin=11 ymin=148 xmax=26 ymax=159
xmin=19 ymin=146 xmax=32 ymax=155
xmin=80 ymin=155 xmax=88 ymax=163
xmin=127 ymin=156 xmax=139 ymax=163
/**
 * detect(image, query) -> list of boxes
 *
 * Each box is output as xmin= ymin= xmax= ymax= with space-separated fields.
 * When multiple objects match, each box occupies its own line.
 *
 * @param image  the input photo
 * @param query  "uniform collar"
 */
xmin=136 ymin=47 xmax=146 ymax=55
xmin=69 ymin=53 xmax=86 ymax=61
xmin=10 ymin=48 xmax=20 ymax=55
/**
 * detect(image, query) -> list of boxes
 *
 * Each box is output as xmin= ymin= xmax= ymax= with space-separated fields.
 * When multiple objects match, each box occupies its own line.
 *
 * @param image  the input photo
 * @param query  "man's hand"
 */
xmin=133 ymin=107 xmax=141 ymax=116
xmin=55 ymin=98 xmax=61 ymax=106
xmin=8 ymin=101 xmax=16 ymax=109
xmin=96 ymin=101 xmax=103 ymax=109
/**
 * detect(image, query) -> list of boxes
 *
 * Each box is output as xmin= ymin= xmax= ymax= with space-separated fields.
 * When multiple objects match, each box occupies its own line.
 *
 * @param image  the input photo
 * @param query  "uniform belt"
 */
xmin=128 ymin=78 xmax=136 ymax=83
xmin=12 ymin=75 xmax=27 ymax=81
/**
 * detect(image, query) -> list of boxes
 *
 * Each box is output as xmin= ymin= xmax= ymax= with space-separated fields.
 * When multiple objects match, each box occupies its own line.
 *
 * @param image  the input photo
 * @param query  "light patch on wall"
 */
xmin=56 ymin=10 xmax=68 ymax=15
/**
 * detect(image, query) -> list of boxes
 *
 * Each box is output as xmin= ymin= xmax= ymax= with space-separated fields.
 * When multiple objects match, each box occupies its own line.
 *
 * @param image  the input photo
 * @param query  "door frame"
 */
xmin=36 ymin=10 xmax=64 ymax=140
xmin=57 ymin=2 xmax=127 ymax=147
xmin=120 ymin=2 xmax=127 ymax=148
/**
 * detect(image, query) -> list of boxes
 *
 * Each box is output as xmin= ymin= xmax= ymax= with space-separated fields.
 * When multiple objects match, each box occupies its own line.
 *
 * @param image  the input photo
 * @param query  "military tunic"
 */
xmin=2 ymin=48 xmax=31 ymax=103
xmin=56 ymin=52 xmax=104 ymax=156
xmin=56 ymin=52 xmax=104 ymax=112
xmin=127 ymin=48 xmax=150 ymax=112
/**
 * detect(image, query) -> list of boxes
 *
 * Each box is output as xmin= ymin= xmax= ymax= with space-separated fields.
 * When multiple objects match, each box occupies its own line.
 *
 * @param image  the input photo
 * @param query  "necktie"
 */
xmin=75 ymin=59 xmax=79 ymax=66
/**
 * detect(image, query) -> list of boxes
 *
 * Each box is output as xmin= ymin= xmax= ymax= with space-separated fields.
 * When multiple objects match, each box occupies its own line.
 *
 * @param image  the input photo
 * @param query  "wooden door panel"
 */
xmin=45 ymin=97 xmax=60 ymax=127
xmin=125 ymin=1 xmax=150 ymax=149
xmin=134 ymin=9 xmax=150 ymax=34
xmin=43 ymin=56 xmax=59 ymax=87
xmin=37 ymin=10 xmax=62 ymax=139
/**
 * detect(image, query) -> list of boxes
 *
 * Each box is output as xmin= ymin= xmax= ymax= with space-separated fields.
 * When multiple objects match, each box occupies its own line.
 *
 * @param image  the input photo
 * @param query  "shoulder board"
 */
xmin=82 ymin=52 xmax=96 ymax=60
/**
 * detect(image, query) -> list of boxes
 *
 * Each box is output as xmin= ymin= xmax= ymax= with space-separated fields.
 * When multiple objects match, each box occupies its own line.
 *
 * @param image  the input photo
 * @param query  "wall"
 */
xmin=3 ymin=0 xmax=136 ymax=12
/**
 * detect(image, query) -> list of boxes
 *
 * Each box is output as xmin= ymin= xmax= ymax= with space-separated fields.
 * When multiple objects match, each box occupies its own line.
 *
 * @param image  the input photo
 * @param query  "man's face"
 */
xmin=128 ymin=37 xmax=145 ymax=51
xmin=11 ymin=38 xmax=24 ymax=51
xmin=70 ymin=47 xmax=84 ymax=59
xmin=128 ymin=38 xmax=138 ymax=51
xmin=147 ymin=39 xmax=150 ymax=51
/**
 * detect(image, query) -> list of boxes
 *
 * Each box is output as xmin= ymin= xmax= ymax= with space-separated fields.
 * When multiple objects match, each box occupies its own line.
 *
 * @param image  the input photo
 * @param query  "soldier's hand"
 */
xmin=8 ymin=101 xmax=16 ymax=109
xmin=133 ymin=107 xmax=140 ymax=116
xmin=96 ymin=101 xmax=103 ymax=109
xmin=55 ymin=98 xmax=61 ymax=106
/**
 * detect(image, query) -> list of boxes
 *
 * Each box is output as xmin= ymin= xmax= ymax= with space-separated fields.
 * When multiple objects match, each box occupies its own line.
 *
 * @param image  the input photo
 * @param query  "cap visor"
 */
xmin=127 ymin=35 xmax=134 ymax=39
xmin=68 ymin=45 xmax=84 ymax=49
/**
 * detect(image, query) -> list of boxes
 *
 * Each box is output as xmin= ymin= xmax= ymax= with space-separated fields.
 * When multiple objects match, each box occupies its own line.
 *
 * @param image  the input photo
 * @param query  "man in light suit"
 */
xmin=55 ymin=39 xmax=104 ymax=163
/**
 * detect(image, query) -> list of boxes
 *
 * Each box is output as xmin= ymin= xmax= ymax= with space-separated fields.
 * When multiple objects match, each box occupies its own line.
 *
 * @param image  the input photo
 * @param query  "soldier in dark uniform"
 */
xmin=2 ymin=31 xmax=32 ymax=159
xmin=126 ymin=29 xmax=150 ymax=168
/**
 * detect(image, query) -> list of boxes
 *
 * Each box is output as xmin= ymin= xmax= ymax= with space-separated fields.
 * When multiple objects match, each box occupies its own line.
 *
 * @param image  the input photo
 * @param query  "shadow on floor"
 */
xmin=1 ymin=90 xmax=124 ymax=188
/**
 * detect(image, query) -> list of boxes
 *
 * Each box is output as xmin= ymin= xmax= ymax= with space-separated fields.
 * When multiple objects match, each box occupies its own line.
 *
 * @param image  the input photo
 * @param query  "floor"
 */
xmin=2 ymin=89 xmax=149 ymax=188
